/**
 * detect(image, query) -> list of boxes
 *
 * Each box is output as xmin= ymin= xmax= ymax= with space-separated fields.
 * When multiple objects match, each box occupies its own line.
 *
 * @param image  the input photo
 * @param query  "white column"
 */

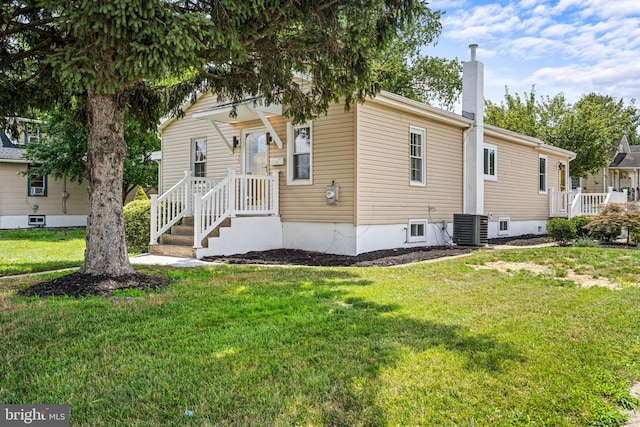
xmin=462 ymin=44 xmax=485 ymax=215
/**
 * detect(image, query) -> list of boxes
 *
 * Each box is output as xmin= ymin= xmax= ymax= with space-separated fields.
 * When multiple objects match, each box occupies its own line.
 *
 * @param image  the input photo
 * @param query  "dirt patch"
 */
xmin=17 ymin=272 xmax=172 ymax=298
xmin=472 ymin=261 xmax=620 ymax=289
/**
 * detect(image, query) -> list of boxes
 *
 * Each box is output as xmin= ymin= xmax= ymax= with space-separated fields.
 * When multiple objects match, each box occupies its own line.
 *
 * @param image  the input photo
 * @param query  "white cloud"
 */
xmin=432 ymin=0 xmax=640 ymax=103
xmin=540 ymin=23 xmax=575 ymax=38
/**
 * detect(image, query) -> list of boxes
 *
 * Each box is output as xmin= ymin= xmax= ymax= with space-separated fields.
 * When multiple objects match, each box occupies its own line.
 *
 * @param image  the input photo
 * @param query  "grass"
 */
xmin=0 ymin=228 xmax=86 ymax=277
xmin=1 ymin=245 xmax=640 ymax=425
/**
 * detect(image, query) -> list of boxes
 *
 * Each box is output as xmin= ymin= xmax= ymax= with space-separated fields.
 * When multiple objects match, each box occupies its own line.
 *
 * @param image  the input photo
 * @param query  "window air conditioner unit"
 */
xmin=31 ymin=187 xmax=44 ymax=196
xmin=28 ymin=135 xmax=39 ymax=144
xmin=453 ymin=214 xmax=488 ymax=246
xmin=28 ymin=215 xmax=46 ymax=227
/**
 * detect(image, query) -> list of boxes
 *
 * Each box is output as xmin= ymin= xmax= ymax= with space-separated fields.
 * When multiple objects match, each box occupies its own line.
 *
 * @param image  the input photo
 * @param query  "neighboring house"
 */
xmin=151 ymin=45 xmax=576 ymax=258
xmin=0 ymin=119 xmax=88 ymax=229
xmin=581 ymin=135 xmax=640 ymax=201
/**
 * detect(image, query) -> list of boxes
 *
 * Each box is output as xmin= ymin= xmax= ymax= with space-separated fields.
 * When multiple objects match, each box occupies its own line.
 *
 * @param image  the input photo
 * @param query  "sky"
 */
xmin=426 ymin=0 xmax=640 ymax=108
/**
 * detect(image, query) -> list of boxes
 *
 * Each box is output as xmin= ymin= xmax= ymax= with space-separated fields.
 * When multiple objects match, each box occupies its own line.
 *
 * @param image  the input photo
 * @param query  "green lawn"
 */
xmin=0 ymin=228 xmax=85 ymax=276
xmin=1 ymin=246 xmax=639 ymax=426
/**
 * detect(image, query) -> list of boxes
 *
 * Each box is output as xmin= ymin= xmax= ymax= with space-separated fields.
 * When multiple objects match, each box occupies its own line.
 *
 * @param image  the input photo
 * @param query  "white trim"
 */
xmin=0 ymin=215 xmax=87 ymax=229
xmin=483 ymin=143 xmax=497 ymax=181
xmin=539 ymin=154 xmax=548 ymax=194
xmin=485 ymin=125 xmax=576 ymax=160
xmin=407 ymin=219 xmax=427 ymax=242
xmin=409 ymin=126 xmax=426 ymax=187
xmin=287 ymin=122 xmax=313 ymax=185
xmin=373 ymin=91 xmax=474 ymax=128
xmin=498 ymin=217 xmax=510 ymax=236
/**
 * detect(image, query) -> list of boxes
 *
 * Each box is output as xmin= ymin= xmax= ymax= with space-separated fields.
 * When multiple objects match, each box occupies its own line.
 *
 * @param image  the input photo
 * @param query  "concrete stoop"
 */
xmin=149 ymin=216 xmax=231 ymax=259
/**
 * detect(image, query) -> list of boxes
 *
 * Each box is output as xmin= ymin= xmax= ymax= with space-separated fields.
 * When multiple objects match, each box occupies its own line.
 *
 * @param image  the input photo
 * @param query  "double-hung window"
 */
xmin=287 ymin=122 xmax=312 ymax=184
xmin=410 ymin=126 xmax=426 ymax=186
xmin=483 ymin=144 xmax=497 ymax=180
xmin=28 ymin=164 xmax=47 ymax=196
xmin=24 ymin=123 xmax=40 ymax=145
xmin=193 ymin=138 xmax=206 ymax=178
xmin=539 ymin=155 xmax=548 ymax=193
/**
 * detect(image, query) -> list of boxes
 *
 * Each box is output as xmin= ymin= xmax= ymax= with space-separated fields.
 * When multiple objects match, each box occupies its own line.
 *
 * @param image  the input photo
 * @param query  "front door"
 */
xmin=244 ymin=129 xmax=268 ymax=175
xmin=559 ymin=161 xmax=567 ymax=192
xmin=559 ymin=161 xmax=568 ymax=212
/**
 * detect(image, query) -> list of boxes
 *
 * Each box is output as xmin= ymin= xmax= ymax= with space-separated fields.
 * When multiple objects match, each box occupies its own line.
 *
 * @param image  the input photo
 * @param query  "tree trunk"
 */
xmin=80 ymin=91 xmax=135 ymax=276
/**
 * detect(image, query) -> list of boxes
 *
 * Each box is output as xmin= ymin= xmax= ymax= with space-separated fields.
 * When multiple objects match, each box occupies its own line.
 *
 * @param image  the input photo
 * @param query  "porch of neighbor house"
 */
xmin=549 ymin=186 xmax=634 ymax=219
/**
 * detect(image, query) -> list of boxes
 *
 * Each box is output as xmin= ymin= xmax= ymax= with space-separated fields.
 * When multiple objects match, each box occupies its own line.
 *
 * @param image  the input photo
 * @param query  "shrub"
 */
xmin=569 ymin=215 xmax=591 ymax=238
xmin=133 ymin=186 xmax=149 ymax=201
xmin=546 ymin=218 xmax=576 ymax=244
xmin=124 ymin=199 xmax=151 ymax=253
xmin=586 ymin=204 xmax=624 ymax=242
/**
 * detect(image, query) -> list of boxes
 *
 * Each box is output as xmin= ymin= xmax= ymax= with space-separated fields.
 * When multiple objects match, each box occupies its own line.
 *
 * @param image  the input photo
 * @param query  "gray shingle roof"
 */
xmin=0 ymin=131 xmax=26 ymax=161
xmin=609 ymin=152 xmax=640 ymax=168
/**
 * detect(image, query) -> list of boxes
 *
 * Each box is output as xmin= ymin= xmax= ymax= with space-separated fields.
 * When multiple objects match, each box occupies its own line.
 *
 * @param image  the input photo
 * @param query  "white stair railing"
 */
xmin=193 ymin=171 xmax=279 ymax=248
xmin=193 ymin=173 xmax=233 ymax=249
xmin=150 ymin=171 xmax=218 ymax=245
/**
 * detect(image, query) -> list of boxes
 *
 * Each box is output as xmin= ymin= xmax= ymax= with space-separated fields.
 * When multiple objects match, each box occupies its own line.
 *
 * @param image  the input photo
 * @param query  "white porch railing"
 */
xmin=549 ymin=187 xmax=628 ymax=218
xmin=149 ymin=171 xmax=218 ymax=245
xmin=193 ymin=171 xmax=279 ymax=248
xmin=151 ymin=170 xmax=280 ymax=248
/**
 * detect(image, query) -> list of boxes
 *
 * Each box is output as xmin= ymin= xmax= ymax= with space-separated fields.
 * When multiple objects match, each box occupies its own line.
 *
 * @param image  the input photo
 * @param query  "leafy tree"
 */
xmin=377 ymin=9 xmax=462 ymax=110
xmin=485 ymin=87 xmax=640 ymax=178
xmin=1 ymin=0 xmax=428 ymax=277
xmin=25 ymin=107 xmax=159 ymax=204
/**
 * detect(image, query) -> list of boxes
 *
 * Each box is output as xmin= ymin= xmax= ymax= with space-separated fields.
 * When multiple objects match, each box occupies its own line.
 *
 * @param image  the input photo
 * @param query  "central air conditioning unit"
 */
xmin=453 ymin=214 xmax=488 ymax=246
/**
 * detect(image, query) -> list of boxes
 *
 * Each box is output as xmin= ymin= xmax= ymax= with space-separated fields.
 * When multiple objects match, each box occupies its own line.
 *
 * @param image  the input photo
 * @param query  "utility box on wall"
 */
xmin=326 ymin=183 xmax=338 ymax=205
xmin=453 ymin=214 xmax=488 ymax=246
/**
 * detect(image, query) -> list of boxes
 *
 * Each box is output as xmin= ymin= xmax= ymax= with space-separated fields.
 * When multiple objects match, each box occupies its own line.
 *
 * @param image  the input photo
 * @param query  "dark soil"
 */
xmin=204 ymin=234 xmax=552 ymax=267
xmin=18 ymin=272 xmax=172 ymax=299
xmin=19 ymin=234 xmax=550 ymax=299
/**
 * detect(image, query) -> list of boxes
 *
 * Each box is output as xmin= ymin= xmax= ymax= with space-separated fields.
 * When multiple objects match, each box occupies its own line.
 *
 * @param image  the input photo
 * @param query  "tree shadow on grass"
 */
xmin=1 ymin=266 xmax=526 ymax=426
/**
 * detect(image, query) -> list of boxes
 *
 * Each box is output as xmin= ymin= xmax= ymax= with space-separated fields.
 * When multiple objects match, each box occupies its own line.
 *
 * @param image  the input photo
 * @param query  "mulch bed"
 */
xmin=17 ymin=272 xmax=172 ymax=298
xmin=204 ymin=246 xmax=476 ymax=267
xmin=18 ymin=234 xmax=551 ymax=299
xmin=204 ymin=235 xmax=553 ymax=267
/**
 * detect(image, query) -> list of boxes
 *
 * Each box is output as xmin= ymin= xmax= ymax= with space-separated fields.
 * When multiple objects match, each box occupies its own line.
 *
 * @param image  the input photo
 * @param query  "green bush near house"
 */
xmin=570 ymin=215 xmax=591 ymax=238
xmin=133 ymin=186 xmax=149 ymax=201
xmin=546 ymin=217 xmax=576 ymax=244
xmin=123 ymin=198 xmax=151 ymax=253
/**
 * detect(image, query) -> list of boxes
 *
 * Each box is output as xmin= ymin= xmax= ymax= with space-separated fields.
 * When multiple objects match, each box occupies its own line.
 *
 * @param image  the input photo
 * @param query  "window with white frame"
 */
xmin=28 ymin=164 xmax=47 ymax=196
xmin=410 ymin=126 xmax=426 ymax=186
xmin=408 ymin=219 xmax=427 ymax=242
xmin=483 ymin=144 xmax=497 ymax=180
xmin=287 ymin=122 xmax=312 ymax=184
xmin=539 ymin=155 xmax=548 ymax=193
xmin=24 ymin=122 xmax=40 ymax=145
xmin=192 ymin=138 xmax=206 ymax=178
xmin=498 ymin=217 xmax=510 ymax=235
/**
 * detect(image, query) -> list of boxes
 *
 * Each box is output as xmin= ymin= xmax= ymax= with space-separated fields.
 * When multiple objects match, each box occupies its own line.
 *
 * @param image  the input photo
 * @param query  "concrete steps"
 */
xmin=148 ymin=216 xmax=231 ymax=258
